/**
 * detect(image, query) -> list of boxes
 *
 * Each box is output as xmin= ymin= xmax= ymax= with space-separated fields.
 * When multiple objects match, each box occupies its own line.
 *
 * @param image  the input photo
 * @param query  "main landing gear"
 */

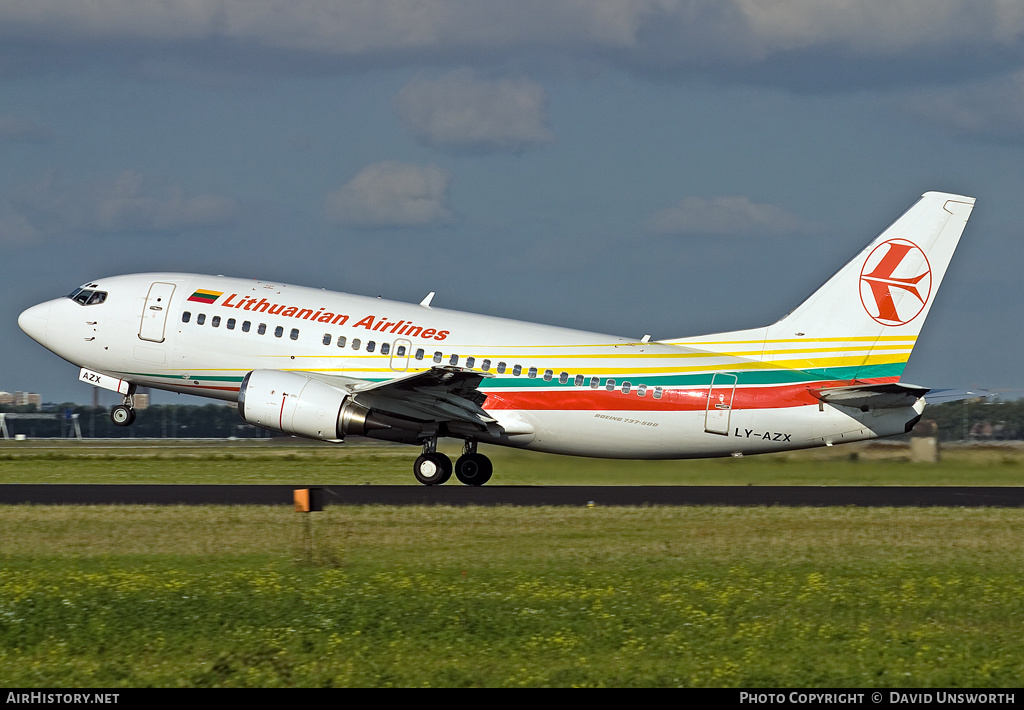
xmin=110 ymin=393 xmax=137 ymax=427
xmin=413 ymin=439 xmax=493 ymax=486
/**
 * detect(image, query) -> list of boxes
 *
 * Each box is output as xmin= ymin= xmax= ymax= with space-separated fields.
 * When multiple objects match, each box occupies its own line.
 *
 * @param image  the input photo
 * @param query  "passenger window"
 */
xmin=653 ymin=387 xmax=663 ymax=399
xmin=366 ymin=341 xmax=375 ymax=352
xmin=497 ymin=362 xmax=506 ymax=374
xmin=466 ymin=356 xmax=475 ymax=368
xmin=449 ymin=354 xmax=458 ymax=365
xmin=381 ymin=343 xmax=390 ymax=355
xmin=337 ymin=336 xmax=346 ymax=348
xmin=242 ymin=321 xmax=251 ymax=332
xmin=622 ymin=381 xmax=631 ymax=394
xmin=290 ymin=328 xmax=299 ymax=341
xmin=513 ymin=365 xmax=523 ymax=376
xmin=182 ymin=312 xmax=191 ymax=323
xmin=574 ymin=375 xmax=584 ymax=387
xmin=197 ymin=314 xmax=206 ymax=325
xmin=433 ymin=351 xmax=443 ymax=363
xmin=605 ymin=379 xmax=616 ymax=391
xmin=274 ymin=326 xmax=283 ymax=338
xmin=558 ymin=372 xmax=568 ymax=384
xmin=211 ymin=316 xmax=221 ymax=327
xmin=397 ymin=345 xmax=406 ymax=357
xmin=227 ymin=318 xmax=236 ymax=330
xmin=352 ymin=339 xmax=361 ymax=350
xmin=543 ymin=370 xmax=553 ymax=382
xmin=323 ymin=334 xmax=332 ymax=346
xmin=528 ymin=367 xmax=537 ymax=378
xmin=415 ymin=349 xmax=425 ymax=360
xmin=590 ymin=377 xmax=599 ymax=389
xmin=258 ymin=323 xmax=266 ymax=335
xmin=637 ymin=384 xmax=647 ymax=397
xmin=481 ymin=359 xmax=491 ymax=371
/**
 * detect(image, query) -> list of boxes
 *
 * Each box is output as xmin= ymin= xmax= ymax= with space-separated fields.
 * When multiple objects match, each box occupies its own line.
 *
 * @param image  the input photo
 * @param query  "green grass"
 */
xmin=1 ymin=505 xmax=1023 ymax=687
xmin=1 ymin=440 xmax=1023 ymax=686
xmin=1 ymin=438 xmax=1023 ymax=485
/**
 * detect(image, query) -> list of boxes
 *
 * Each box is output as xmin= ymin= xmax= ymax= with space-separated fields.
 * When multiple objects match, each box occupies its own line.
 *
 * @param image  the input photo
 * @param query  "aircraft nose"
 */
xmin=18 ymin=302 xmax=51 ymax=346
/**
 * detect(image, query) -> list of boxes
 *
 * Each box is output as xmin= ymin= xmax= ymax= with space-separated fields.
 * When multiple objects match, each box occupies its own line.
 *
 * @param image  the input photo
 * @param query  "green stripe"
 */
xmin=124 ymin=372 xmax=246 ymax=383
xmin=122 ymin=361 xmax=906 ymax=391
xmin=479 ymin=363 xmax=906 ymax=389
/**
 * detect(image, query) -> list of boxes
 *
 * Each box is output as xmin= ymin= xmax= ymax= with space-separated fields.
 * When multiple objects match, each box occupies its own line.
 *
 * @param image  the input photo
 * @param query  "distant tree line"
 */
xmin=922 ymin=399 xmax=1024 ymax=442
xmin=0 ymin=403 xmax=267 ymax=439
xmin=2 ymin=398 xmax=1022 ymax=441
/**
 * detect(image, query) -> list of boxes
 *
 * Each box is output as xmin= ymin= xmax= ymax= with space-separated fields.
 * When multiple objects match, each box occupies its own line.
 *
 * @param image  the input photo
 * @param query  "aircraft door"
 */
xmin=138 ymin=282 xmax=176 ymax=343
xmin=704 ymin=372 xmax=737 ymax=435
xmin=390 ymin=339 xmax=412 ymax=371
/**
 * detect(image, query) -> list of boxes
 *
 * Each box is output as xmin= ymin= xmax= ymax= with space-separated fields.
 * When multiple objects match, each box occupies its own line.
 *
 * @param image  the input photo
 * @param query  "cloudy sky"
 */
xmin=3 ymin=1 xmax=1023 ymax=404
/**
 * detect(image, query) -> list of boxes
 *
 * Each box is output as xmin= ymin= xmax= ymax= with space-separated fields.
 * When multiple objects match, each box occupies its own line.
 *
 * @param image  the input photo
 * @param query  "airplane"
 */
xmin=18 ymin=191 xmax=975 ymax=486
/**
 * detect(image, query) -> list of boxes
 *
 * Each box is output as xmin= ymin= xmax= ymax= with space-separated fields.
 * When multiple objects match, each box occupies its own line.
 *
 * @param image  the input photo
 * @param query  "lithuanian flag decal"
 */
xmin=187 ymin=289 xmax=222 ymax=304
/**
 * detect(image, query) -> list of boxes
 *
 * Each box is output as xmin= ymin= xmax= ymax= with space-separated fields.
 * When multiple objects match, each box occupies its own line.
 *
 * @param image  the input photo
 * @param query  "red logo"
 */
xmin=859 ymin=239 xmax=932 ymax=326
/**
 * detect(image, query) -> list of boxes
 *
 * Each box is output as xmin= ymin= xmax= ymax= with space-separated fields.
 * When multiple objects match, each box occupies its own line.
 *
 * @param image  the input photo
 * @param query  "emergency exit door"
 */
xmin=704 ymin=372 xmax=738 ymax=435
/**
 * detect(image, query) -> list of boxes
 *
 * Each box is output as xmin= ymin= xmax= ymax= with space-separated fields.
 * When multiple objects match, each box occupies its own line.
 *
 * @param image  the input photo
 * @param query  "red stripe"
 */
xmin=483 ymin=378 xmax=898 ymax=413
xmin=176 ymin=383 xmax=240 ymax=393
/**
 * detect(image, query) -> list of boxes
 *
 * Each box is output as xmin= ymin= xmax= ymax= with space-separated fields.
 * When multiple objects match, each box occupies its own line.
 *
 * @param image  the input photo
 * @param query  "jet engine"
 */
xmin=238 ymin=369 xmax=391 ymax=441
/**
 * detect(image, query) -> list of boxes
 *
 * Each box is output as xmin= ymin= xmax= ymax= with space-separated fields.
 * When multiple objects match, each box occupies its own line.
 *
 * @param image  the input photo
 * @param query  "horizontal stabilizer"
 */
xmin=811 ymin=382 xmax=930 ymax=409
xmin=924 ymin=388 xmax=990 ymax=404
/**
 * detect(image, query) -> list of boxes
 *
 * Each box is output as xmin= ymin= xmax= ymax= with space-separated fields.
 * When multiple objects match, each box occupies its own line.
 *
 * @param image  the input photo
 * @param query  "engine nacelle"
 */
xmin=238 ymin=370 xmax=385 ymax=441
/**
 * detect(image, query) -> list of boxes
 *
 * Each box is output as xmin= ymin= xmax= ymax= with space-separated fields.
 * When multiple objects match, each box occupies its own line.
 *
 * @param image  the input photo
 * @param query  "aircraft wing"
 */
xmin=810 ymin=382 xmax=930 ymax=409
xmin=319 ymin=366 xmax=501 ymax=436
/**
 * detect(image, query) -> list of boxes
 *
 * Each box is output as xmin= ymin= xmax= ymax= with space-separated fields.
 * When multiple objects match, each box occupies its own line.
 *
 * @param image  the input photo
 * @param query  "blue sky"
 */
xmin=3 ymin=1 xmax=1023 ymax=404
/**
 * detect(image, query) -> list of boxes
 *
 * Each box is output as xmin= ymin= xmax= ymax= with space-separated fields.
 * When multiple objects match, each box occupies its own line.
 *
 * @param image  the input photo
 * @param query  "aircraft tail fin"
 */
xmin=667 ymin=191 xmax=975 ymax=382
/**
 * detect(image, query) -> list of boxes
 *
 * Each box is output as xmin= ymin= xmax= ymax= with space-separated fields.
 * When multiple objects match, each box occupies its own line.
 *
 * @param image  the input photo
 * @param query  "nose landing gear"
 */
xmin=110 ymin=391 xmax=137 ymax=427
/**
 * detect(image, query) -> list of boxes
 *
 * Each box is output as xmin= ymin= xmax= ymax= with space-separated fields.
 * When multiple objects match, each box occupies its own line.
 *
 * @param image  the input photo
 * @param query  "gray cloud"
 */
xmin=897 ymin=70 xmax=1024 ymax=140
xmin=646 ymin=195 xmax=815 ymax=237
xmin=1 ymin=1 xmax=1022 ymax=87
xmin=325 ymin=161 xmax=454 ymax=228
xmin=2 ymin=170 xmax=238 ymax=244
xmin=395 ymin=70 xmax=553 ymax=153
xmin=0 ymin=114 xmax=54 ymax=143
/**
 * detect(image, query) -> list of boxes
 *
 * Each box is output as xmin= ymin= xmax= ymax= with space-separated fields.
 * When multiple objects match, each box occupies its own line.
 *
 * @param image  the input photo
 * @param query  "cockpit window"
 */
xmin=67 ymin=288 xmax=107 ymax=306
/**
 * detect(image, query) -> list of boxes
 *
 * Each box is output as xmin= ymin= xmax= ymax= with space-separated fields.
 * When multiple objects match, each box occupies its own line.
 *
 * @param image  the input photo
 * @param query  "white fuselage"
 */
xmin=18 ymin=272 xmax=923 ymax=458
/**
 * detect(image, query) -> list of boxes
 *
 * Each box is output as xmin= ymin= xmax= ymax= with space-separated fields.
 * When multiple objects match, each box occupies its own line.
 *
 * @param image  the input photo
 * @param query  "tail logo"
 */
xmin=859 ymin=239 xmax=932 ymax=326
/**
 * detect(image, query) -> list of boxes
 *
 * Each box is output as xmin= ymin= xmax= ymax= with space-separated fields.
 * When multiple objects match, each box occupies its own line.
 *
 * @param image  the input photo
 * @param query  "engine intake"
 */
xmin=238 ymin=370 xmax=390 ymax=441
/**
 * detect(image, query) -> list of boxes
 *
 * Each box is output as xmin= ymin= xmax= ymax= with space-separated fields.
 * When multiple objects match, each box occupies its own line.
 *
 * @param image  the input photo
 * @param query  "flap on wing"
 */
xmin=811 ymin=382 xmax=930 ymax=409
xmin=343 ymin=366 xmax=501 ymax=434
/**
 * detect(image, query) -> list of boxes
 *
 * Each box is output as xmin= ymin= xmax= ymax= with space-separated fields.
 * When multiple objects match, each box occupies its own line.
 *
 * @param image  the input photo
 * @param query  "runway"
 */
xmin=1 ymin=484 xmax=1024 ymax=507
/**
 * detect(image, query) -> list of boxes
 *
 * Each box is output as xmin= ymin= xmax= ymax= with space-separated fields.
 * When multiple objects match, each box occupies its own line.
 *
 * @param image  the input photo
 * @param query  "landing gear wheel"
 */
xmin=454 ymin=453 xmax=493 ymax=486
xmin=110 ymin=404 xmax=136 ymax=427
xmin=413 ymin=452 xmax=453 ymax=486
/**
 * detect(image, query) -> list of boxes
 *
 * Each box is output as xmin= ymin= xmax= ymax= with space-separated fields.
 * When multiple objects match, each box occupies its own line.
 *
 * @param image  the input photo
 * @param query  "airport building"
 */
xmin=0 ymin=391 xmax=42 ymax=407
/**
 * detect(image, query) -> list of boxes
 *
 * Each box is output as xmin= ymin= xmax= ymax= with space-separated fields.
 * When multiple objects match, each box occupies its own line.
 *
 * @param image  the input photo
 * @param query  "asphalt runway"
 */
xmin=1 ymin=484 xmax=1023 ymax=507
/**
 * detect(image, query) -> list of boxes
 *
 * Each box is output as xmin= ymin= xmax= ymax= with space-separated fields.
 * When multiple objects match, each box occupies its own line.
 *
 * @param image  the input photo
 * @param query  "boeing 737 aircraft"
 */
xmin=19 ymin=191 xmax=975 ymax=485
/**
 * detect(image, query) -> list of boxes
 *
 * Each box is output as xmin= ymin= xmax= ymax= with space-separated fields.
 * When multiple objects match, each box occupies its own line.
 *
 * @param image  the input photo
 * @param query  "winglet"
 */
xmin=419 ymin=292 xmax=435 ymax=308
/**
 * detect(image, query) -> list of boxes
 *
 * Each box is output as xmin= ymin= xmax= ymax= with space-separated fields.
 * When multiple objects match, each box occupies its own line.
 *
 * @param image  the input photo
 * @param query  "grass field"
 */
xmin=1 ymin=439 xmax=1023 ymax=687
xmin=1 ymin=437 xmax=1024 ymax=486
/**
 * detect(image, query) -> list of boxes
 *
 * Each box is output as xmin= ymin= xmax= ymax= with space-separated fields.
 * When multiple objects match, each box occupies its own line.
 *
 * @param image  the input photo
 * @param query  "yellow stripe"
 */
xmin=678 ymin=336 xmax=917 ymax=345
